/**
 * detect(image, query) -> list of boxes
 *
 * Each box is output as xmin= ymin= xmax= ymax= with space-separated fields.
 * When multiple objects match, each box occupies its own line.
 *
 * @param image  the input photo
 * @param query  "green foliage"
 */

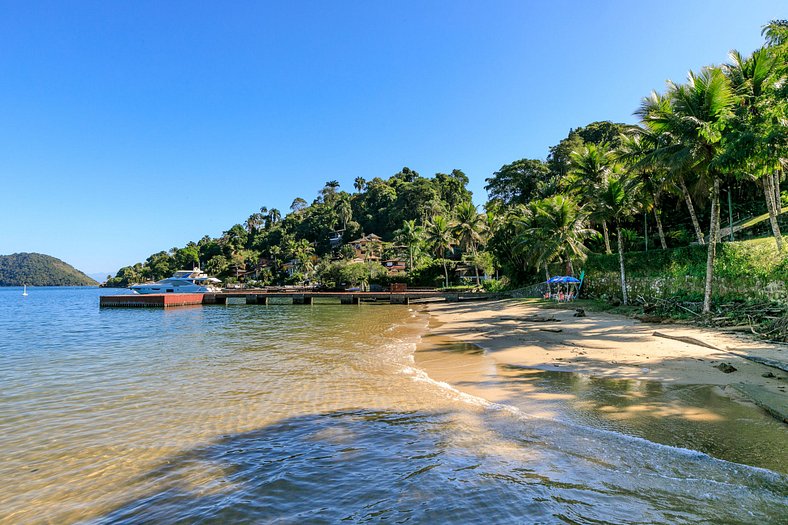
xmin=316 ymin=260 xmax=387 ymax=287
xmin=482 ymin=278 xmax=509 ymax=292
xmin=583 ymin=238 xmax=788 ymax=303
xmin=485 ymin=159 xmax=551 ymax=207
xmin=0 ymin=253 xmax=97 ymax=286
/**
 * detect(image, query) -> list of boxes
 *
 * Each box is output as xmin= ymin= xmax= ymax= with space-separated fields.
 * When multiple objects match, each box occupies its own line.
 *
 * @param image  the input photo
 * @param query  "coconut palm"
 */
xmin=636 ymin=94 xmax=707 ymax=245
xmin=617 ymin=130 xmax=670 ymax=249
xmin=515 ymin=195 xmax=596 ymax=279
xmin=394 ymin=219 xmax=424 ymax=272
xmin=425 ymin=215 xmax=455 ymax=288
xmin=724 ymin=47 xmax=784 ymax=251
xmin=637 ymin=67 xmax=735 ymax=313
xmin=589 ymin=170 xmax=642 ymax=305
xmin=568 ymin=143 xmax=615 ymax=253
xmin=452 ymin=202 xmax=486 ymax=285
xmin=354 ymin=177 xmax=366 ymax=193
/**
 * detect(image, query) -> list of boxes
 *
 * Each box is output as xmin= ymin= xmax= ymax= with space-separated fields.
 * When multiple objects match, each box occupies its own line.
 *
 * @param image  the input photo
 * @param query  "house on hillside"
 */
xmin=382 ymin=258 xmax=407 ymax=274
xmin=328 ymin=229 xmax=345 ymax=248
xmin=349 ymin=233 xmax=383 ymax=262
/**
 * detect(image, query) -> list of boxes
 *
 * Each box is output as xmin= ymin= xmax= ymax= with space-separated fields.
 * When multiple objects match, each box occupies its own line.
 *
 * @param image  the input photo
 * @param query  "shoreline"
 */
xmin=417 ymin=298 xmax=788 ymax=423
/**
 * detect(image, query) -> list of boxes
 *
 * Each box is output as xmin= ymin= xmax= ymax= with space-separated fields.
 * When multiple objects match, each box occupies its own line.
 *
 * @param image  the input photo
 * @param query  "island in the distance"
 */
xmin=0 ymin=253 xmax=97 ymax=286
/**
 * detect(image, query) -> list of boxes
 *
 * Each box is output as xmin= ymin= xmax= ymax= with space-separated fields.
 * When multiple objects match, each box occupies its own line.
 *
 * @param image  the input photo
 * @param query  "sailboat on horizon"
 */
xmin=22 ymin=284 xmax=28 ymax=296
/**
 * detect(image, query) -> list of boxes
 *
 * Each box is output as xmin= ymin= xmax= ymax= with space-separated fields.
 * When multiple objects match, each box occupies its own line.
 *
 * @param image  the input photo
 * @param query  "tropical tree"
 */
xmin=589 ymin=171 xmax=642 ymax=305
xmin=515 ymin=195 xmax=595 ymax=279
xmin=452 ymin=202 xmax=486 ymax=284
xmin=354 ymin=176 xmax=366 ymax=193
xmin=637 ymin=92 xmax=707 ymax=245
xmin=425 ymin=215 xmax=455 ymax=288
xmin=568 ymin=143 xmax=616 ymax=253
xmin=245 ymin=212 xmax=265 ymax=234
xmin=336 ymin=198 xmax=353 ymax=230
xmin=617 ymin=130 xmax=669 ymax=249
xmin=485 ymin=158 xmax=551 ymax=207
xmin=724 ymin=46 xmax=785 ymax=250
xmin=638 ymin=67 xmax=735 ymax=312
xmin=394 ymin=219 xmax=424 ymax=271
xmin=290 ymin=197 xmax=307 ymax=213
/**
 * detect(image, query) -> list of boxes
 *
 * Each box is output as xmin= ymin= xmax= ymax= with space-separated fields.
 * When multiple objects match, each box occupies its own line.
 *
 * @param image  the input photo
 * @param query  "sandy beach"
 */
xmin=417 ymin=299 xmax=788 ymax=423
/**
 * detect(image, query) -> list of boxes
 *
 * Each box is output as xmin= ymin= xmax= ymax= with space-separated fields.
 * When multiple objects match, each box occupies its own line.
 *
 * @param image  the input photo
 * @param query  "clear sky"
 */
xmin=0 ymin=1 xmax=783 ymax=276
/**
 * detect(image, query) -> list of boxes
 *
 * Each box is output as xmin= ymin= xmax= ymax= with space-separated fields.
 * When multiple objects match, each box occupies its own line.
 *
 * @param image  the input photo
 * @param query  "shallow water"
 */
xmin=0 ymin=288 xmax=786 ymax=524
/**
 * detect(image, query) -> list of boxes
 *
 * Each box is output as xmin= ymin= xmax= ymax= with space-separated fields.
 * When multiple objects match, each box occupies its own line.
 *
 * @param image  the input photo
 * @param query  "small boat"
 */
xmin=22 ymin=285 xmax=28 ymax=297
xmin=130 ymin=269 xmax=222 ymax=294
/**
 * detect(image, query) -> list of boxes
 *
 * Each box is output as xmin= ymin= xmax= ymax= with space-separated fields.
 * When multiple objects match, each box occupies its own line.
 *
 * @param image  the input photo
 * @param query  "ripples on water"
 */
xmin=0 ymin=288 xmax=785 ymax=524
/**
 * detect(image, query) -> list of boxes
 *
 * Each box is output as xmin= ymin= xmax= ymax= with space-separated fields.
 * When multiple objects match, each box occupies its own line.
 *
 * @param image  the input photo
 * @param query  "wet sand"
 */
xmin=419 ymin=299 xmax=788 ymax=422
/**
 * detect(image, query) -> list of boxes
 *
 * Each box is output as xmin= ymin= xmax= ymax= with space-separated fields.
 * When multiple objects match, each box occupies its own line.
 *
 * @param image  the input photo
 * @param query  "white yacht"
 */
xmin=130 ymin=269 xmax=222 ymax=294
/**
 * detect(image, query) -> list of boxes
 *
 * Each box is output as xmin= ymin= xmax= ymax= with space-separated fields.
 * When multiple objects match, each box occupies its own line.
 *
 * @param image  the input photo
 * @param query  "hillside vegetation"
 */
xmin=583 ymin=237 xmax=788 ymax=304
xmin=0 ymin=253 xmax=97 ymax=286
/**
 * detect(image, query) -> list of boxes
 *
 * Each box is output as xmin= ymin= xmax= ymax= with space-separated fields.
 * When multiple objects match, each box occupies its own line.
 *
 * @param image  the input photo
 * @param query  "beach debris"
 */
xmin=538 ymin=327 xmax=563 ymax=333
xmin=573 ymin=308 xmax=586 ymax=317
xmin=715 ymin=362 xmax=738 ymax=373
xmin=500 ymin=315 xmax=560 ymax=323
xmin=652 ymin=331 xmax=721 ymax=351
xmin=762 ymin=371 xmax=776 ymax=378
xmin=725 ymin=352 xmax=788 ymax=373
xmin=641 ymin=368 xmax=650 ymax=373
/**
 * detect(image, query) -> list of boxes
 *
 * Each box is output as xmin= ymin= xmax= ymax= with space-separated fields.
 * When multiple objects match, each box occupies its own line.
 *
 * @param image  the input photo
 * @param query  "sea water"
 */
xmin=0 ymin=287 xmax=785 ymax=524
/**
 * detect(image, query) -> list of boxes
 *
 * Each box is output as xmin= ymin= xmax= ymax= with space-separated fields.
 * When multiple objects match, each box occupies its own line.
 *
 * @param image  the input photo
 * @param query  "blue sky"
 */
xmin=0 ymin=1 xmax=783 ymax=276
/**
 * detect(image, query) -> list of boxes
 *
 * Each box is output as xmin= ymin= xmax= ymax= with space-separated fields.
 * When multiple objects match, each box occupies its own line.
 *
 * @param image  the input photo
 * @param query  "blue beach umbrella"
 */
xmin=546 ymin=276 xmax=580 ymax=284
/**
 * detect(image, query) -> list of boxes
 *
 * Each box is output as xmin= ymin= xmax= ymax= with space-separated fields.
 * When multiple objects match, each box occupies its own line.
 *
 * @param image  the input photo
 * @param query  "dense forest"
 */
xmin=107 ymin=21 xmax=787 ymax=314
xmin=0 ymin=253 xmax=97 ymax=286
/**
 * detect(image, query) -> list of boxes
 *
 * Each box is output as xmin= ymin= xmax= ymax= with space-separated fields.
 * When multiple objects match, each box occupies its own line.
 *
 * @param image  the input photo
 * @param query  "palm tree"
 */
xmin=589 ymin=171 xmax=642 ymax=305
xmin=568 ymin=143 xmax=615 ymax=253
xmin=425 ymin=215 xmax=455 ymax=288
xmin=452 ymin=202 xmax=486 ymax=285
xmin=637 ymin=92 xmax=706 ymax=245
xmin=245 ymin=212 xmax=264 ymax=234
xmin=724 ymin=47 xmax=784 ymax=251
xmin=515 ymin=195 xmax=596 ymax=279
xmin=336 ymin=198 xmax=352 ymax=229
xmin=354 ymin=177 xmax=366 ymax=193
xmin=638 ymin=67 xmax=735 ymax=313
xmin=617 ymin=130 xmax=669 ymax=249
xmin=394 ymin=219 xmax=424 ymax=272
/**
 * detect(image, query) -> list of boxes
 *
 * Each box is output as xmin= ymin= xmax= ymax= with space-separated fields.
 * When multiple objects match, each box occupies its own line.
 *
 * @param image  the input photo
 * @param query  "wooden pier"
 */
xmin=100 ymin=290 xmax=491 ymax=308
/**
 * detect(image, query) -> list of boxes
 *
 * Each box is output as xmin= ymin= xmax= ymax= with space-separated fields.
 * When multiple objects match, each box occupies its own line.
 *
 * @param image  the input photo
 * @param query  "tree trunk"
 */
xmin=471 ymin=242 xmax=481 ymax=286
xmin=544 ymin=263 xmax=550 ymax=298
xmin=409 ymin=246 xmax=414 ymax=274
xmin=679 ymin=177 xmax=705 ymax=245
xmin=763 ymin=174 xmax=784 ymax=252
xmin=703 ymin=178 xmax=720 ymax=314
xmin=715 ymin=186 xmax=722 ymax=244
xmin=442 ymin=259 xmax=449 ymax=288
xmin=654 ymin=206 xmax=668 ymax=249
xmin=601 ymin=221 xmax=612 ymax=254
xmin=616 ymin=222 xmax=628 ymax=306
xmin=774 ymin=169 xmax=782 ymax=213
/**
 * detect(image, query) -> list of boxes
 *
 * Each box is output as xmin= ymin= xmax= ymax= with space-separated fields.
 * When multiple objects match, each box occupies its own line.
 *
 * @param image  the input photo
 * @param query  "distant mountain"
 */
xmin=0 ymin=253 xmax=98 ymax=286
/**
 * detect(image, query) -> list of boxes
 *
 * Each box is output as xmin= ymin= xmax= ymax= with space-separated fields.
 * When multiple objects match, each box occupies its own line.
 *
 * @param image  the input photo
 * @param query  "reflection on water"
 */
xmin=415 ymin=335 xmax=788 ymax=473
xmin=0 ymin=288 xmax=786 ymax=524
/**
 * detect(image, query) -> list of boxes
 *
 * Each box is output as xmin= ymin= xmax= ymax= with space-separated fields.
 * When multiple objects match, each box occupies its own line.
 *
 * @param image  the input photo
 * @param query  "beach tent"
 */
xmin=545 ymin=275 xmax=580 ymax=300
xmin=546 ymin=276 xmax=580 ymax=284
